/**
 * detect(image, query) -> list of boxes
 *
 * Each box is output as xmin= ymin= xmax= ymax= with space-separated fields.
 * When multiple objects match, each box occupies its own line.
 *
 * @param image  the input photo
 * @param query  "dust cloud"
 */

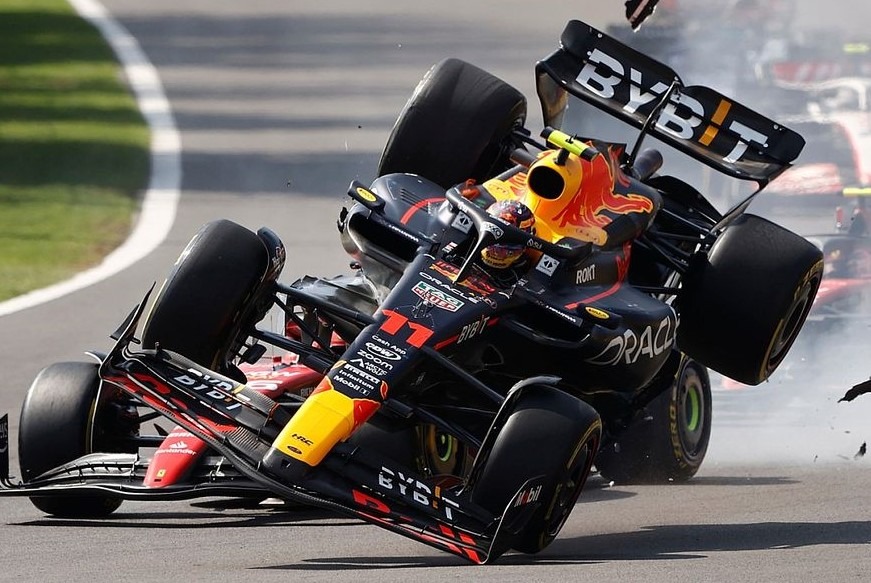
xmin=707 ymin=317 xmax=871 ymax=466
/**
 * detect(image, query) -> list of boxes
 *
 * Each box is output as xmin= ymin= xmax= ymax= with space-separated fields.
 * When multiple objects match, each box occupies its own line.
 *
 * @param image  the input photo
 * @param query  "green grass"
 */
xmin=0 ymin=0 xmax=150 ymax=301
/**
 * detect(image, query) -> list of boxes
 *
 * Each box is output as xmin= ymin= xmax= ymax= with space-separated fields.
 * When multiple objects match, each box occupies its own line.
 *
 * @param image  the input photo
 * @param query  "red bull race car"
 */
xmin=0 ymin=20 xmax=822 ymax=563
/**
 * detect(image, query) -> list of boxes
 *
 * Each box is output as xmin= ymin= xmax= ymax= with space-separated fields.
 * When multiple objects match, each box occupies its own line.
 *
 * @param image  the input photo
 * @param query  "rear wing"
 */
xmin=535 ymin=20 xmax=805 ymax=185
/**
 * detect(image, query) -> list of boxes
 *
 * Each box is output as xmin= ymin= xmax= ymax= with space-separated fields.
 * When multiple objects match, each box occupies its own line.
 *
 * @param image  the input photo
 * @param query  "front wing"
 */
xmin=1 ymin=300 xmax=541 ymax=564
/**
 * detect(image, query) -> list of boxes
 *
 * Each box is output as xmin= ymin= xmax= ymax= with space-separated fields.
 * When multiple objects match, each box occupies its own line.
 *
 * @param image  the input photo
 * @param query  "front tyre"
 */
xmin=19 ymin=362 xmax=138 ymax=517
xmin=377 ymin=58 xmax=527 ymax=188
xmin=140 ymin=220 xmax=270 ymax=376
xmin=470 ymin=385 xmax=601 ymax=554
xmin=596 ymin=357 xmax=712 ymax=484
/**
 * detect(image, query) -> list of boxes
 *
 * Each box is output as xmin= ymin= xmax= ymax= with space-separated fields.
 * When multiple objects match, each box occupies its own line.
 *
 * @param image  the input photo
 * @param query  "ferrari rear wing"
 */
xmin=535 ymin=20 xmax=806 ymax=185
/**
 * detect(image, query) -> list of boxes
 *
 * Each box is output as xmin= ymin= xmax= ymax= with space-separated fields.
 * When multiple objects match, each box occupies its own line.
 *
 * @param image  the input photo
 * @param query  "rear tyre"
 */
xmin=678 ymin=214 xmax=823 ymax=385
xmin=19 ymin=362 xmax=137 ymax=517
xmin=377 ymin=58 xmax=527 ymax=188
xmin=141 ymin=220 xmax=269 ymax=376
xmin=470 ymin=385 xmax=601 ymax=554
xmin=595 ymin=357 xmax=712 ymax=484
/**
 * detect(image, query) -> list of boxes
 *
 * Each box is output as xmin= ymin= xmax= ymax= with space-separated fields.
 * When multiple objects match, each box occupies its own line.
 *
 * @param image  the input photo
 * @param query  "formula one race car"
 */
xmin=0 ymin=20 xmax=823 ymax=563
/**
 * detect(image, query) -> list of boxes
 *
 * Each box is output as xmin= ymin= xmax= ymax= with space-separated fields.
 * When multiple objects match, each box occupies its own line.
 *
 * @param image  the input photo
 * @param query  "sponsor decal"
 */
xmin=270 ymin=241 xmax=287 ymax=270
xmin=176 ymin=369 xmax=235 ymax=391
xmin=353 ymin=350 xmax=396 ymax=372
xmin=585 ymin=306 xmax=610 ymax=320
xmin=382 ymin=220 xmax=421 ymax=242
xmin=481 ymin=222 xmax=504 ymax=239
xmin=412 ymin=281 xmax=465 ymax=312
xmin=543 ymin=302 xmax=578 ymax=324
xmin=576 ymin=264 xmax=597 ymax=285
xmin=576 ymin=48 xmax=770 ymax=164
xmin=457 ymin=316 xmax=492 ymax=344
xmin=356 ymin=186 xmax=378 ymax=202
xmin=331 ymin=359 xmax=381 ymax=397
xmin=371 ymin=334 xmax=408 ymax=355
xmin=586 ymin=314 xmax=677 ymax=365
xmin=377 ymin=465 xmax=460 ymax=520
xmin=157 ymin=448 xmax=197 ymax=456
xmin=156 ymin=441 xmax=198 ymax=456
xmin=536 ymin=254 xmax=560 ymax=276
xmin=291 ymin=433 xmax=313 ymax=446
xmin=418 ymin=271 xmax=481 ymax=303
xmin=451 ymin=212 xmax=473 ymax=234
xmin=174 ymin=370 xmax=242 ymax=411
xmin=514 ymin=484 xmax=543 ymax=507
xmin=348 ymin=357 xmax=389 ymax=377
xmin=365 ymin=341 xmax=401 ymax=361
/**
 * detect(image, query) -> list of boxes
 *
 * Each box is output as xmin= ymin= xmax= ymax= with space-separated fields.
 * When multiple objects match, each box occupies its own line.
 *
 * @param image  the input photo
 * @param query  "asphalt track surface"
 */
xmin=1 ymin=2 xmax=871 ymax=581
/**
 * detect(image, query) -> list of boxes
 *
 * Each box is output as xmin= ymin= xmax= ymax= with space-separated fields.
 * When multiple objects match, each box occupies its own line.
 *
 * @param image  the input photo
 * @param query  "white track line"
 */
xmin=0 ymin=0 xmax=180 ymax=317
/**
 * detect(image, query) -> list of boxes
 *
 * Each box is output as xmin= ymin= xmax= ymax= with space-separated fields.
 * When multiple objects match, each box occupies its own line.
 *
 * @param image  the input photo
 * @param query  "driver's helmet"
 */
xmin=480 ymin=199 xmax=535 ymax=269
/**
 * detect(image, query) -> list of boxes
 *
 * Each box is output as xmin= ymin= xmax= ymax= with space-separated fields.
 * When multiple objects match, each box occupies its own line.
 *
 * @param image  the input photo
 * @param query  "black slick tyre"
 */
xmin=377 ymin=58 xmax=527 ymax=188
xmin=595 ymin=357 xmax=712 ymax=484
xmin=677 ymin=214 xmax=824 ymax=385
xmin=141 ymin=220 xmax=269 ymax=375
xmin=470 ymin=385 xmax=601 ymax=554
xmin=19 ymin=362 xmax=134 ymax=517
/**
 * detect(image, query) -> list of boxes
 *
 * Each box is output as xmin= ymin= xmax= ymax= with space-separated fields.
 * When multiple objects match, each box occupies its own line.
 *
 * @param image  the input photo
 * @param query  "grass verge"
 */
xmin=0 ymin=0 xmax=149 ymax=302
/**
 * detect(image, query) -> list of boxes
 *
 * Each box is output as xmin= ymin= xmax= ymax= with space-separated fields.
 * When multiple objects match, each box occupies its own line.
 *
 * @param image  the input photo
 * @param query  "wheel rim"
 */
xmin=766 ymin=268 xmax=822 ymax=372
xmin=677 ymin=367 xmax=706 ymax=456
xmin=435 ymin=432 xmax=453 ymax=462
xmin=422 ymin=425 xmax=465 ymax=476
xmin=684 ymin=384 xmax=701 ymax=433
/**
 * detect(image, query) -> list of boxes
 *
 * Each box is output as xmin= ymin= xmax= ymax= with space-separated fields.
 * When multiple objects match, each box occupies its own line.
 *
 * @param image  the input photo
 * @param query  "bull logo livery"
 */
xmin=551 ymin=148 xmax=653 ymax=242
xmin=520 ymin=145 xmax=656 ymax=246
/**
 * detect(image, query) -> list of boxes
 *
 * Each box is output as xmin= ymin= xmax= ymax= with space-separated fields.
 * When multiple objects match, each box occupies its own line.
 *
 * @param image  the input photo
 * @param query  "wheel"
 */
xmin=677 ymin=213 xmax=824 ymax=385
xmin=141 ymin=220 xmax=270 ymax=375
xmin=19 ymin=362 xmax=138 ymax=517
xmin=595 ymin=357 xmax=712 ymax=484
xmin=377 ymin=58 xmax=527 ymax=188
xmin=470 ymin=385 xmax=601 ymax=554
xmin=417 ymin=423 xmax=473 ymax=479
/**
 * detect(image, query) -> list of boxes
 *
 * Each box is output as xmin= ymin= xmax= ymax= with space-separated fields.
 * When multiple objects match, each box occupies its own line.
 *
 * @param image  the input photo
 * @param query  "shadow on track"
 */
xmin=259 ymin=520 xmax=871 ymax=571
